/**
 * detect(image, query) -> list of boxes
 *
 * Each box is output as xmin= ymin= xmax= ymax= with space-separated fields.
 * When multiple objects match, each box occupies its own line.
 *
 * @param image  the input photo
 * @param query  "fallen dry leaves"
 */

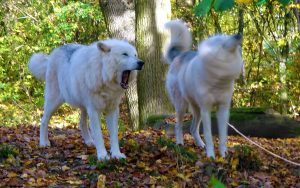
xmin=0 ymin=124 xmax=300 ymax=187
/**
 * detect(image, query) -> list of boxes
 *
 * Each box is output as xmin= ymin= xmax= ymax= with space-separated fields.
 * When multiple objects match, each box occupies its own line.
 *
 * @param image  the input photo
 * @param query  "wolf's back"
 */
xmin=164 ymin=20 xmax=192 ymax=64
xmin=28 ymin=53 xmax=48 ymax=81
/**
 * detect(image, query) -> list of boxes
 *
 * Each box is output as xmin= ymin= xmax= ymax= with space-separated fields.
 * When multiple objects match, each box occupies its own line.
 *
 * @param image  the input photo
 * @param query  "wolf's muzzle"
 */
xmin=136 ymin=60 xmax=144 ymax=70
xmin=233 ymin=34 xmax=242 ymax=41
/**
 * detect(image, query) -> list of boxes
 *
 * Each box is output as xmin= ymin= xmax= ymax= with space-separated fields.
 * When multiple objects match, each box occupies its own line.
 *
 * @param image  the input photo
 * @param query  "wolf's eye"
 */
xmin=122 ymin=53 xmax=128 ymax=56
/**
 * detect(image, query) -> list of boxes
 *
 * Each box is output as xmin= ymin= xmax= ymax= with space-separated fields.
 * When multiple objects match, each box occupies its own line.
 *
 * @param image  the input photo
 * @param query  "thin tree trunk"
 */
xmin=99 ymin=0 xmax=140 ymax=130
xmin=279 ymin=9 xmax=290 ymax=115
xmin=293 ymin=0 xmax=300 ymax=32
xmin=238 ymin=7 xmax=244 ymax=35
xmin=135 ymin=0 xmax=173 ymax=127
xmin=211 ymin=11 xmax=222 ymax=33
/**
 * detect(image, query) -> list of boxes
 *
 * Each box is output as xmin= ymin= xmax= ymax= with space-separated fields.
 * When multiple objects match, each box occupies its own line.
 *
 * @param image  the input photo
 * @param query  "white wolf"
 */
xmin=29 ymin=39 xmax=144 ymax=160
xmin=164 ymin=20 xmax=243 ymax=158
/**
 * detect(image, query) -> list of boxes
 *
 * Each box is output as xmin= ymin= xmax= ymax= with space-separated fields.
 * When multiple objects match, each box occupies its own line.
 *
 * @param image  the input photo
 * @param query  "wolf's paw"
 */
xmin=219 ymin=147 xmax=227 ymax=158
xmin=196 ymin=139 xmax=205 ymax=148
xmin=84 ymin=139 xmax=94 ymax=146
xmin=97 ymin=152 xmax=110 ymax=161
xmin=206 ymin=149 xmax=215 ymax=159
xmin=176 ymin=140 xmax=184 ymax=145
xmin=111 ymin=152 xmax=126 ymax=159
xmin=40 ymin=139 xmax=51 ymax=147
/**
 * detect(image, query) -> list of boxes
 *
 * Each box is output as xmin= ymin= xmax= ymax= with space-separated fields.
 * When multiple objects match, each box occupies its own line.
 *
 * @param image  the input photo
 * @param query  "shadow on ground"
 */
xmin=147 ymin=108 xmax=300 ymax=139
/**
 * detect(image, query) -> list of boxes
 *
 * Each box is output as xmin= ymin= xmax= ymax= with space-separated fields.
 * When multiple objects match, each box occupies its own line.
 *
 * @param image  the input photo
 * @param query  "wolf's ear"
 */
xmin=97 ymin=42 xmax=111 ymax=53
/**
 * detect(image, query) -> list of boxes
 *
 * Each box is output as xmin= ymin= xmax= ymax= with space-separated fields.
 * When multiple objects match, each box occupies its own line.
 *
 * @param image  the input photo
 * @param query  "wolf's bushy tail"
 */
xmin=164 ymin=19 xmax=192 ymax=64
xmin=28 ymin=53 xmax=48 ymax=81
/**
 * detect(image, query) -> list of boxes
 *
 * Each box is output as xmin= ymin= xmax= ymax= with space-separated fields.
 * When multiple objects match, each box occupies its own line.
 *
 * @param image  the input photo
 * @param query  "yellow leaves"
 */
xmin=97 ymin=174 xmax=106 ymax=188
xmin=53 ymin=134 xmax=67 ymax=140
xmin=155 ymin=159 xmax=162 ymax=164
xmin=77 ymin=154 xmax=89 ymax=160
xmin=277 ymin=38 xmax=287 ymax=47
xmin=235 ymin=0 xmax=253 ymax=5
xmin=7 ymin=172 xmax=18 ymax=178
xmin=127 ymin=138 xmax=139 ymax=150
xmin=6 ymin=155 xmax=16 ymax=164
xmin=62 ymin=165 xmax=70 ymax=171
xmin=1 ymin=126 xmax=300 ymax=187
xmin=20 ymin=173 xmax=28 ymax=179
xmin=37 ymin=162 xmax=44 ymax=167
xmin=176 ymin=173 xmax=190 ymax=182
xmin=230 ymin=158 xmax=239 ymax=170
xmin=128 ymin=138 xmax=137 ymax=146
xmin=24 ymin=160 xmax=33 ymax=166
xmin=66 ymin=179 xmax=83 ymax=185
xmin=136 ymin=161 xmax=151 ymax=171
xmin=288 ymin=3 xmax=300 ymax=9
xmin=160 ymin=146 xmax=167 ymax=152
xmin=215 ymin=156 xmax=225 ymax=163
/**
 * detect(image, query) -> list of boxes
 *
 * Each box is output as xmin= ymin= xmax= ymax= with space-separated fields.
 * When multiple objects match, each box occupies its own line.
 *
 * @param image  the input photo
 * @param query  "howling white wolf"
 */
xmin=164 ymin=20 xmax=243 ymax=158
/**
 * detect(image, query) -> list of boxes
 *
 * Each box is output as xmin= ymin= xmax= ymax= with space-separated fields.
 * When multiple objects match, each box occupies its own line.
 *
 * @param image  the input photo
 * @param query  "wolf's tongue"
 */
xmin=121 ymin=70 xmax=130 ymax=89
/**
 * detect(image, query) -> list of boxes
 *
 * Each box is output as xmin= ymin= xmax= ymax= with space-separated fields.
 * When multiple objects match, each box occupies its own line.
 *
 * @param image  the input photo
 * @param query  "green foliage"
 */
xmin=278 ymin=0 xmax=292 ymax=6
xmin=0 ymin=144 xmax=19 ymax=162
xmin=194 ymin=0 xmax=292 ymax=16
xmin=194 ymin=0 xmax=213 ymax=17
xmin=0 ymin=0 xmax=107 ymax=126
xmin=232 ymin=144 xmax=261 ymax=170
xmin=88 ymin=155 xmax=126 ymax=171
xmin=209 ymin=175 xmax=226 ymax=188
xmin=0 ymin=0 xmax=299 ymax=127
xmin=213 ymin=0 xmax=234 ymax=12
xmin=145 ymin=114 xmax=170 ymax=127
xmin=156 ymin=137 xmax=198 ymax=163
xmin=256 ymin=0 xmax=268 ymax=6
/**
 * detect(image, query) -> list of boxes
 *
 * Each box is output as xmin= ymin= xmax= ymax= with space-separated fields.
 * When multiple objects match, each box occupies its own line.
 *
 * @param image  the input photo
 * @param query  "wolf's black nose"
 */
xmin=233 ymin=33 xmax=242 ymax=40
xmin=137 ymin=61 xmax=144 ymax=66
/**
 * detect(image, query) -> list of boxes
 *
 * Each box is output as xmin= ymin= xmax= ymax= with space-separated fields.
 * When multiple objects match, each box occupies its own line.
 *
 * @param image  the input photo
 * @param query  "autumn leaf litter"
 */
xmin=0 ymin=124 xmax=300 ymax=187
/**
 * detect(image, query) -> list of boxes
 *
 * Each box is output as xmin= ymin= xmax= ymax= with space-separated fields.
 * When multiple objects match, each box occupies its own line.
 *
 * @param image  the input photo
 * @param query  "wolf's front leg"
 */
xmin=79 ymin=108 xmax=93 ymax=146
xmin=217 ymin=105 xmax=230 ymax=157
xmin=87 ymin=109 xmax=109 ymax=160
xmin=201 ymin=108 xmax=215 ymax=158
xmin=106 ymin=107 xmax=126 ymax=159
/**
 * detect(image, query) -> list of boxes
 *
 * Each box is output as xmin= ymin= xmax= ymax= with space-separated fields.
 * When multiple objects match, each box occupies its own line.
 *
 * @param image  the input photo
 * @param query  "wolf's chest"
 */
xmin=92 ymin=88 xmax=123 ymax=111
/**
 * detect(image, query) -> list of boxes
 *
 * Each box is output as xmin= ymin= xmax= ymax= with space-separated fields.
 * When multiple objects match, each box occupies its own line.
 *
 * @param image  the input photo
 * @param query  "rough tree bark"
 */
xmin=99 ymin=0 xmax=140 ymax=130
xmin=135 ymin=0 xmax=173 ymax=126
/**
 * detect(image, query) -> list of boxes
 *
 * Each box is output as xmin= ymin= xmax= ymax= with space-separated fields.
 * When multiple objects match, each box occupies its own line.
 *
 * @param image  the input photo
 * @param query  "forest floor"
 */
xmin=0 ymin=108 xmax=300 ymax=187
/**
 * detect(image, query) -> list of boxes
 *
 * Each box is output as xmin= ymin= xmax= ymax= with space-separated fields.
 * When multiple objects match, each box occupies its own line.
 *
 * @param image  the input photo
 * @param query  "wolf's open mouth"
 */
xmin=121 ymin=70 xmax=131 ymax=89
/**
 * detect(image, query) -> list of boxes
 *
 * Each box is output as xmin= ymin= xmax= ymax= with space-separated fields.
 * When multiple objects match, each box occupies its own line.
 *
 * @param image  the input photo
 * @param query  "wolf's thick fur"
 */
xmin=164 ymin=20 xmax=243 ymax=158
xmin=29 ymin=40 xmax=144 ymax=160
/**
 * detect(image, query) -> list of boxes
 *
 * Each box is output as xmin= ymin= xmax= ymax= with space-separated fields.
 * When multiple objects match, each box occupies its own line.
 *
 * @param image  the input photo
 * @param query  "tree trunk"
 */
xmin=293 ymin=0 xmax=300 ymax=32
xmin=279 ymin=9 xmax=290 ymax=115
xmin=99 ymin=0 xmax=140 ymax=130
xmin=135 ymin=0 xmax=173 ymax=127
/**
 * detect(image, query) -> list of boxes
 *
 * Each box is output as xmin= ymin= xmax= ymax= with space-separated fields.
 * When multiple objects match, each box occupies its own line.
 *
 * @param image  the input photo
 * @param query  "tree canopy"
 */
xmin=0 ymin=0 xmax=299 ymax=125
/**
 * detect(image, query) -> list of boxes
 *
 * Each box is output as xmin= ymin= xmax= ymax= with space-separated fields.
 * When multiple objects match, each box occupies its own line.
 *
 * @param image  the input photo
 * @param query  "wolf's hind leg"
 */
xmin=40 ymin=86 xmax=63 ymax=147
xmin=79 ymin=108 xmax=93 ymax=146
xmin=189 ymin=104 xmax=205 ymax=148
xmin=174 ymin=100 xmax=187 ymax=145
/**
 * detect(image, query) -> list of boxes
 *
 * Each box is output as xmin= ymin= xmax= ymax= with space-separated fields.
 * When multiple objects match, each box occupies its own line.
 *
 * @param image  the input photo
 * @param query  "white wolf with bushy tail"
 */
xmin=164 ymin=20 xmax=243 ymax=158
xmin=29 ymin=39 xmax=144 ymax=160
